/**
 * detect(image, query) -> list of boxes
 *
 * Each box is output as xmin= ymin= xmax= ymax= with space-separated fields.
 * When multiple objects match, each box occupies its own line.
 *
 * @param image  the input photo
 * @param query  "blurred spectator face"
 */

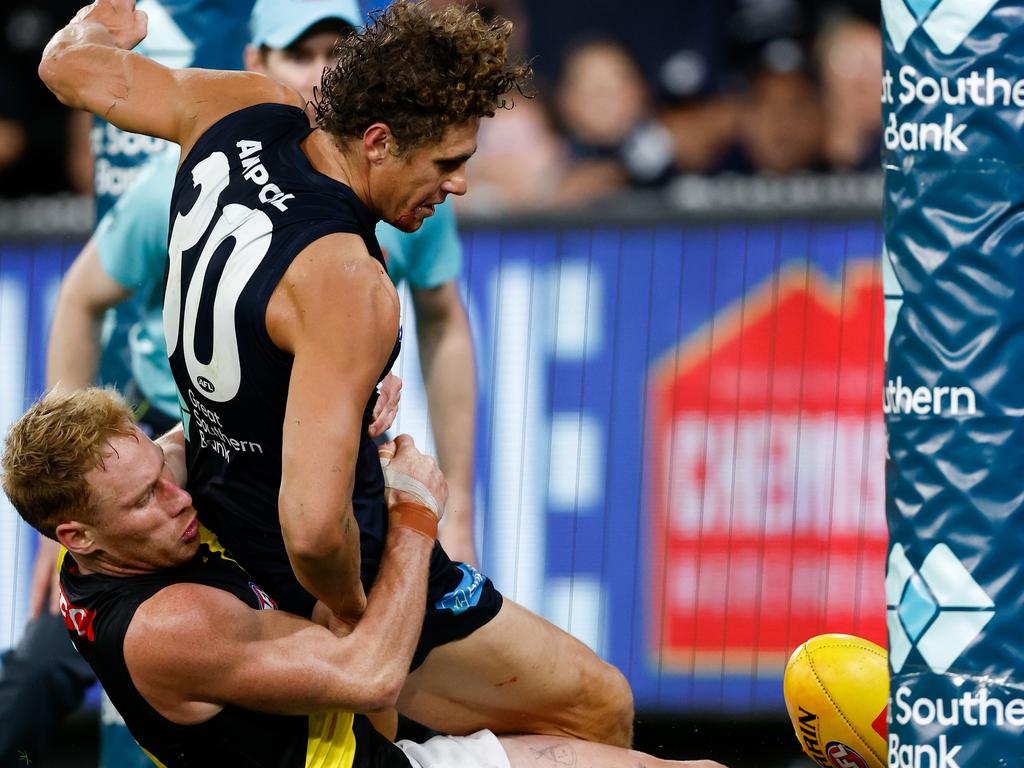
xmin=661 ymin=96 xmax=740 ymax=175
xmin=244 ymin=22 xmax=349 ymax=105
xmin=457 ymin=97 xmax=568 ymax=212
xmin=818 ymin=19 xmax=882 ymax=170
xmin=739 ymin=69 xmax=821 ymax=174
xmin=557 ymin=40 xmax=648 ymax=148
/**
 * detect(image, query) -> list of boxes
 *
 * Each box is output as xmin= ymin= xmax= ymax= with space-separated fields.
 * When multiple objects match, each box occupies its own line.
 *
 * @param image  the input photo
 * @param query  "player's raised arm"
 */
xmin=39 ymin=0 xmax=299 ymax=154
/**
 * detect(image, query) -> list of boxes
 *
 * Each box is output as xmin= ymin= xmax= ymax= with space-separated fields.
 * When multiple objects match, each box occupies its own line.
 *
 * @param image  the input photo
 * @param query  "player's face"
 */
xmin=84 ymin=429 xmax=199 ymax=572
xmin=261 ymin=31 xmax=341 ymax=104
xmin=386 ymin=118 xmax=478 ymax=233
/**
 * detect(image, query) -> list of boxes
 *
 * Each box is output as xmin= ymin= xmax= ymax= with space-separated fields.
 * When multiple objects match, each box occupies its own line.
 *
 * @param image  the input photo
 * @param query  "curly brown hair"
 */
xmin=314 ymin=0 xmax=532 ymax=152
xmin=1 ymin=388 xmax=136 ymax=539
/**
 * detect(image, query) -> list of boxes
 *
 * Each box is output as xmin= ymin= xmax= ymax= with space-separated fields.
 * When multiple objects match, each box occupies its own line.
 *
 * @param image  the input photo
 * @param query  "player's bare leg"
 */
xmin=397 ymin=599 xmax=634 ymax=747
xmin=499 ymin=735 xmax=728 ymax=768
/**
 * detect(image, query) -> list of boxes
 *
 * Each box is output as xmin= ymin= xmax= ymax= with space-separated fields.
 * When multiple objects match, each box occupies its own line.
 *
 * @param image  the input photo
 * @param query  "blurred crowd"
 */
xmin=0 ymin=0 xmax=883 ymax=211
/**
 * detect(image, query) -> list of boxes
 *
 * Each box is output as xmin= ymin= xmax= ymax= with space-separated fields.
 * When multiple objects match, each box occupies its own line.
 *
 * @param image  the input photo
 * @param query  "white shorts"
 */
xmin=395 ymin=729 xmax=511 ymax=768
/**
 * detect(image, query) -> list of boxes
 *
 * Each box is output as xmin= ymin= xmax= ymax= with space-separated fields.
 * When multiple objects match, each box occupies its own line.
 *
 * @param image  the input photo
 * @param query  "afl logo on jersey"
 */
xmin=249 ymin=582 xmax=278 ymax=611
xmin=197 ymin=376 xmax=216 ymax=394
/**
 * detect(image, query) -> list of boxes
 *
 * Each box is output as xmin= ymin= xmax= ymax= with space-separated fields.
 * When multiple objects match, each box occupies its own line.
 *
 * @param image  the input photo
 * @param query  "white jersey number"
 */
xmin=165 ymin=151 xmax=273 ymax=403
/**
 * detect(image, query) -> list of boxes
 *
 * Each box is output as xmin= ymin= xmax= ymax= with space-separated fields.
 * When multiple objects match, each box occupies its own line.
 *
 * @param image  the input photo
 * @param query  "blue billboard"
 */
xmin=1 ymin=216 xmax=884 ymax=714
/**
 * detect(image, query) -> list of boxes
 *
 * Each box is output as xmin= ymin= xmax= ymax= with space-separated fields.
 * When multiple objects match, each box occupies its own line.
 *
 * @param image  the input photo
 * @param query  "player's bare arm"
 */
xmin=39 ymin=0 xmax=302 ymax=157
xmin=46 ymin=237 xmax=131 ymax=393
xmin=412 ymin=281 xmax=478 ymax=565
xmin=123 ymin=522 xmax=433 ymax=722
xmin=267 ymin=232 xmax=401 ymax=620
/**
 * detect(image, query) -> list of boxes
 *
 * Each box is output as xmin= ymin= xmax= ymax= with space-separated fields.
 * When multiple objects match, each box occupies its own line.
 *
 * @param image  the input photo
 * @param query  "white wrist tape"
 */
xmin=380 ymin=458 xmax=443 ymax=518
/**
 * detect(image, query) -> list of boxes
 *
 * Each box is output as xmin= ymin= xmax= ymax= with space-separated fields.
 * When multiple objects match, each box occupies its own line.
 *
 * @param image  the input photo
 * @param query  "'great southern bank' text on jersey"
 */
xmin=165 ymin=103 xmax=397 ymax=616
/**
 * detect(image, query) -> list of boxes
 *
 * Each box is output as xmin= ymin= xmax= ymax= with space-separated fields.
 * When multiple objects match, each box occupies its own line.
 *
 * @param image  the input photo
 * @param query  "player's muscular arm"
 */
xmin=39 ymin=0 xmax=301 ymax=155
xmin=268 ymin=233 xmax=401 ymax=620
xmin=124 ymin=521 xmax=433 ymax=721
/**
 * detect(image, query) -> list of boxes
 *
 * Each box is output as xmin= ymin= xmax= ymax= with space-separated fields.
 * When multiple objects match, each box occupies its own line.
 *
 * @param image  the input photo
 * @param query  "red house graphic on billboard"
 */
xmin=649 ymin=261 xmax=887 ymax=673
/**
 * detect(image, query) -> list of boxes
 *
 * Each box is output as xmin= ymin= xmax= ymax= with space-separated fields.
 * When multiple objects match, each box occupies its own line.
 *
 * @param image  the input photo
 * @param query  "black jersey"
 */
xmin=57 ymin=528 xmax=411 ymax=768
xmin=165 ymin=103 xmax=502 ymax=662
xmin=164 ymin=104 xmax=399 ymax=616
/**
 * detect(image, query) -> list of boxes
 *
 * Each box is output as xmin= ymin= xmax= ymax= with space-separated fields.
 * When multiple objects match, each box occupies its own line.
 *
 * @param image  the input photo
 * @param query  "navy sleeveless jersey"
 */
xmin=58 ymin=531 xmax=410 ymax=767
xmin=166 ymin=104 xmax=502 ymax=659
xmin=165 ymin=104 xmax=398 ymax=615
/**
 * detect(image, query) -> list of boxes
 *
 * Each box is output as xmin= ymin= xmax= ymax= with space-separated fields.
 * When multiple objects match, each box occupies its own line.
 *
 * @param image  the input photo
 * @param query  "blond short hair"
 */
xmin=1 ymin=388 xmax=136 ymax=539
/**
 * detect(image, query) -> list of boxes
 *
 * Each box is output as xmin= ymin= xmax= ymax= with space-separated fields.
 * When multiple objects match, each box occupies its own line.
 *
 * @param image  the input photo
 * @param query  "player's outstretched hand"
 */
xmin=368 ymin=373 xmax=402 ymax=438
xmin=378 ymin=434 xmax=447 ymax=521
xmin=74 ymin=0 xmax=148 ymax=50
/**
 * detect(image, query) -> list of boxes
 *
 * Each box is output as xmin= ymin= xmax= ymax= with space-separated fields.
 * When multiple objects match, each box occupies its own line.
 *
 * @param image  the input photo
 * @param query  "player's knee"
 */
xmin=574 ymin=659 xmax=634 ymax=747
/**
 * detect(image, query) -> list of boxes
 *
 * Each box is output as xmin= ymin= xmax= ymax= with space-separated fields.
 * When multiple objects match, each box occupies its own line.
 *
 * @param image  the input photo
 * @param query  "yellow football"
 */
xmin=783 ymin=633 xmax=888 ymax=768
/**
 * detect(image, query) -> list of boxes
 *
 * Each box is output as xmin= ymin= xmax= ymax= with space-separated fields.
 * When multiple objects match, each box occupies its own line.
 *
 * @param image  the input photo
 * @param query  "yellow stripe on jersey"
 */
xmin=198 ymin=524 xmax=244 ymax=569
xmin=306 ymin=711 xmax=357 ymax=768
xmin=57 ymin=545 xmax=68 ymax=573
xmin=141 ymin=746 xmax=169 ymax=767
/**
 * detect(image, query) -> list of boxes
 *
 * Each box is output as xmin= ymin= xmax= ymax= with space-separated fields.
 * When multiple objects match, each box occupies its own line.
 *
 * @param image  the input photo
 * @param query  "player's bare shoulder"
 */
xmin=177 ymin=71 xmax=306 ymax=157
xmin=268 ymin=233 xmax=400 ymax=354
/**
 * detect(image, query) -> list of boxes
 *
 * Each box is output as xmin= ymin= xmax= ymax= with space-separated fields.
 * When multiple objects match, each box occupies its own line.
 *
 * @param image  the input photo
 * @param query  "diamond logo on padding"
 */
xmin=881 ymin=0 xmax=1000 ymax=54
xmin=885 ymin=543 xmax=995 ymax=674
xmin=897 ymin=573 xmax=937 ymax=641
xmin=904 ymin=0 xmax=940 ymax=22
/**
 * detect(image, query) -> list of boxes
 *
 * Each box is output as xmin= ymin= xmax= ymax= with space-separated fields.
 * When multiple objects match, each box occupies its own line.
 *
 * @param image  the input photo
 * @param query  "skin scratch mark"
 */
xmin=494 ymin=675 xmax=518 ymax=687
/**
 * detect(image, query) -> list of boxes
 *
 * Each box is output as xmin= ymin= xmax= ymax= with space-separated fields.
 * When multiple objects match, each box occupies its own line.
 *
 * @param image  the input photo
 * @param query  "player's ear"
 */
xmin=363 ymin=123 xmax=396 ymax=164
xmin=56 ymin=521 xmax=98 ymax=556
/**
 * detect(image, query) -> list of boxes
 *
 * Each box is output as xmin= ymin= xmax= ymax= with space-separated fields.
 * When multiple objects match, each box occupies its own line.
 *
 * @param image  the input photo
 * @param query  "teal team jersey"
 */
xmin=97 ymin=147 xmax=463 ymax=420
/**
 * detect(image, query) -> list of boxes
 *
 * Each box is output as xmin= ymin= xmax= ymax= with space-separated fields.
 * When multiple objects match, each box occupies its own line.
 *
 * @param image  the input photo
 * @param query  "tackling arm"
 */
xmin=124 ymin=437 xmax=444 ymax=720
xmin=125 ymin=515 xmax=434 ymax=719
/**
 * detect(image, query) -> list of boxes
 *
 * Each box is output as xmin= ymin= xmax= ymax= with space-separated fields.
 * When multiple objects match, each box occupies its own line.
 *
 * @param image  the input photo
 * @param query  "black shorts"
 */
xmin=235 ymin=538 xmax=502 ymax=671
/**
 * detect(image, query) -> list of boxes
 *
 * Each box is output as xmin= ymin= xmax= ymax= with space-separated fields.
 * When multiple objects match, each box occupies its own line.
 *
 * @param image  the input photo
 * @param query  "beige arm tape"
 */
xmin=380 ymin=458 xmax=444 ymax=519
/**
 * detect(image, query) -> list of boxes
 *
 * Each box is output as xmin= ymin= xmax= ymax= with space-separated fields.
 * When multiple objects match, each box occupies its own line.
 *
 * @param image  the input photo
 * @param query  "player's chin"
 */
xmin=392 ymin=216 xmax=424 ymax=233
xmin=177 ymin=536 xmax=201 ymax=561
xmin=393 ymin=206 xmax=432 ymax=232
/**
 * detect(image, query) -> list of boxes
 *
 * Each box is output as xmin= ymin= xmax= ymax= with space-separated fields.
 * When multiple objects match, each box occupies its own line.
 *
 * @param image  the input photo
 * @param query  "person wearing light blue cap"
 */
xmin=249 ymin=0 xmax=360 ymax=47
